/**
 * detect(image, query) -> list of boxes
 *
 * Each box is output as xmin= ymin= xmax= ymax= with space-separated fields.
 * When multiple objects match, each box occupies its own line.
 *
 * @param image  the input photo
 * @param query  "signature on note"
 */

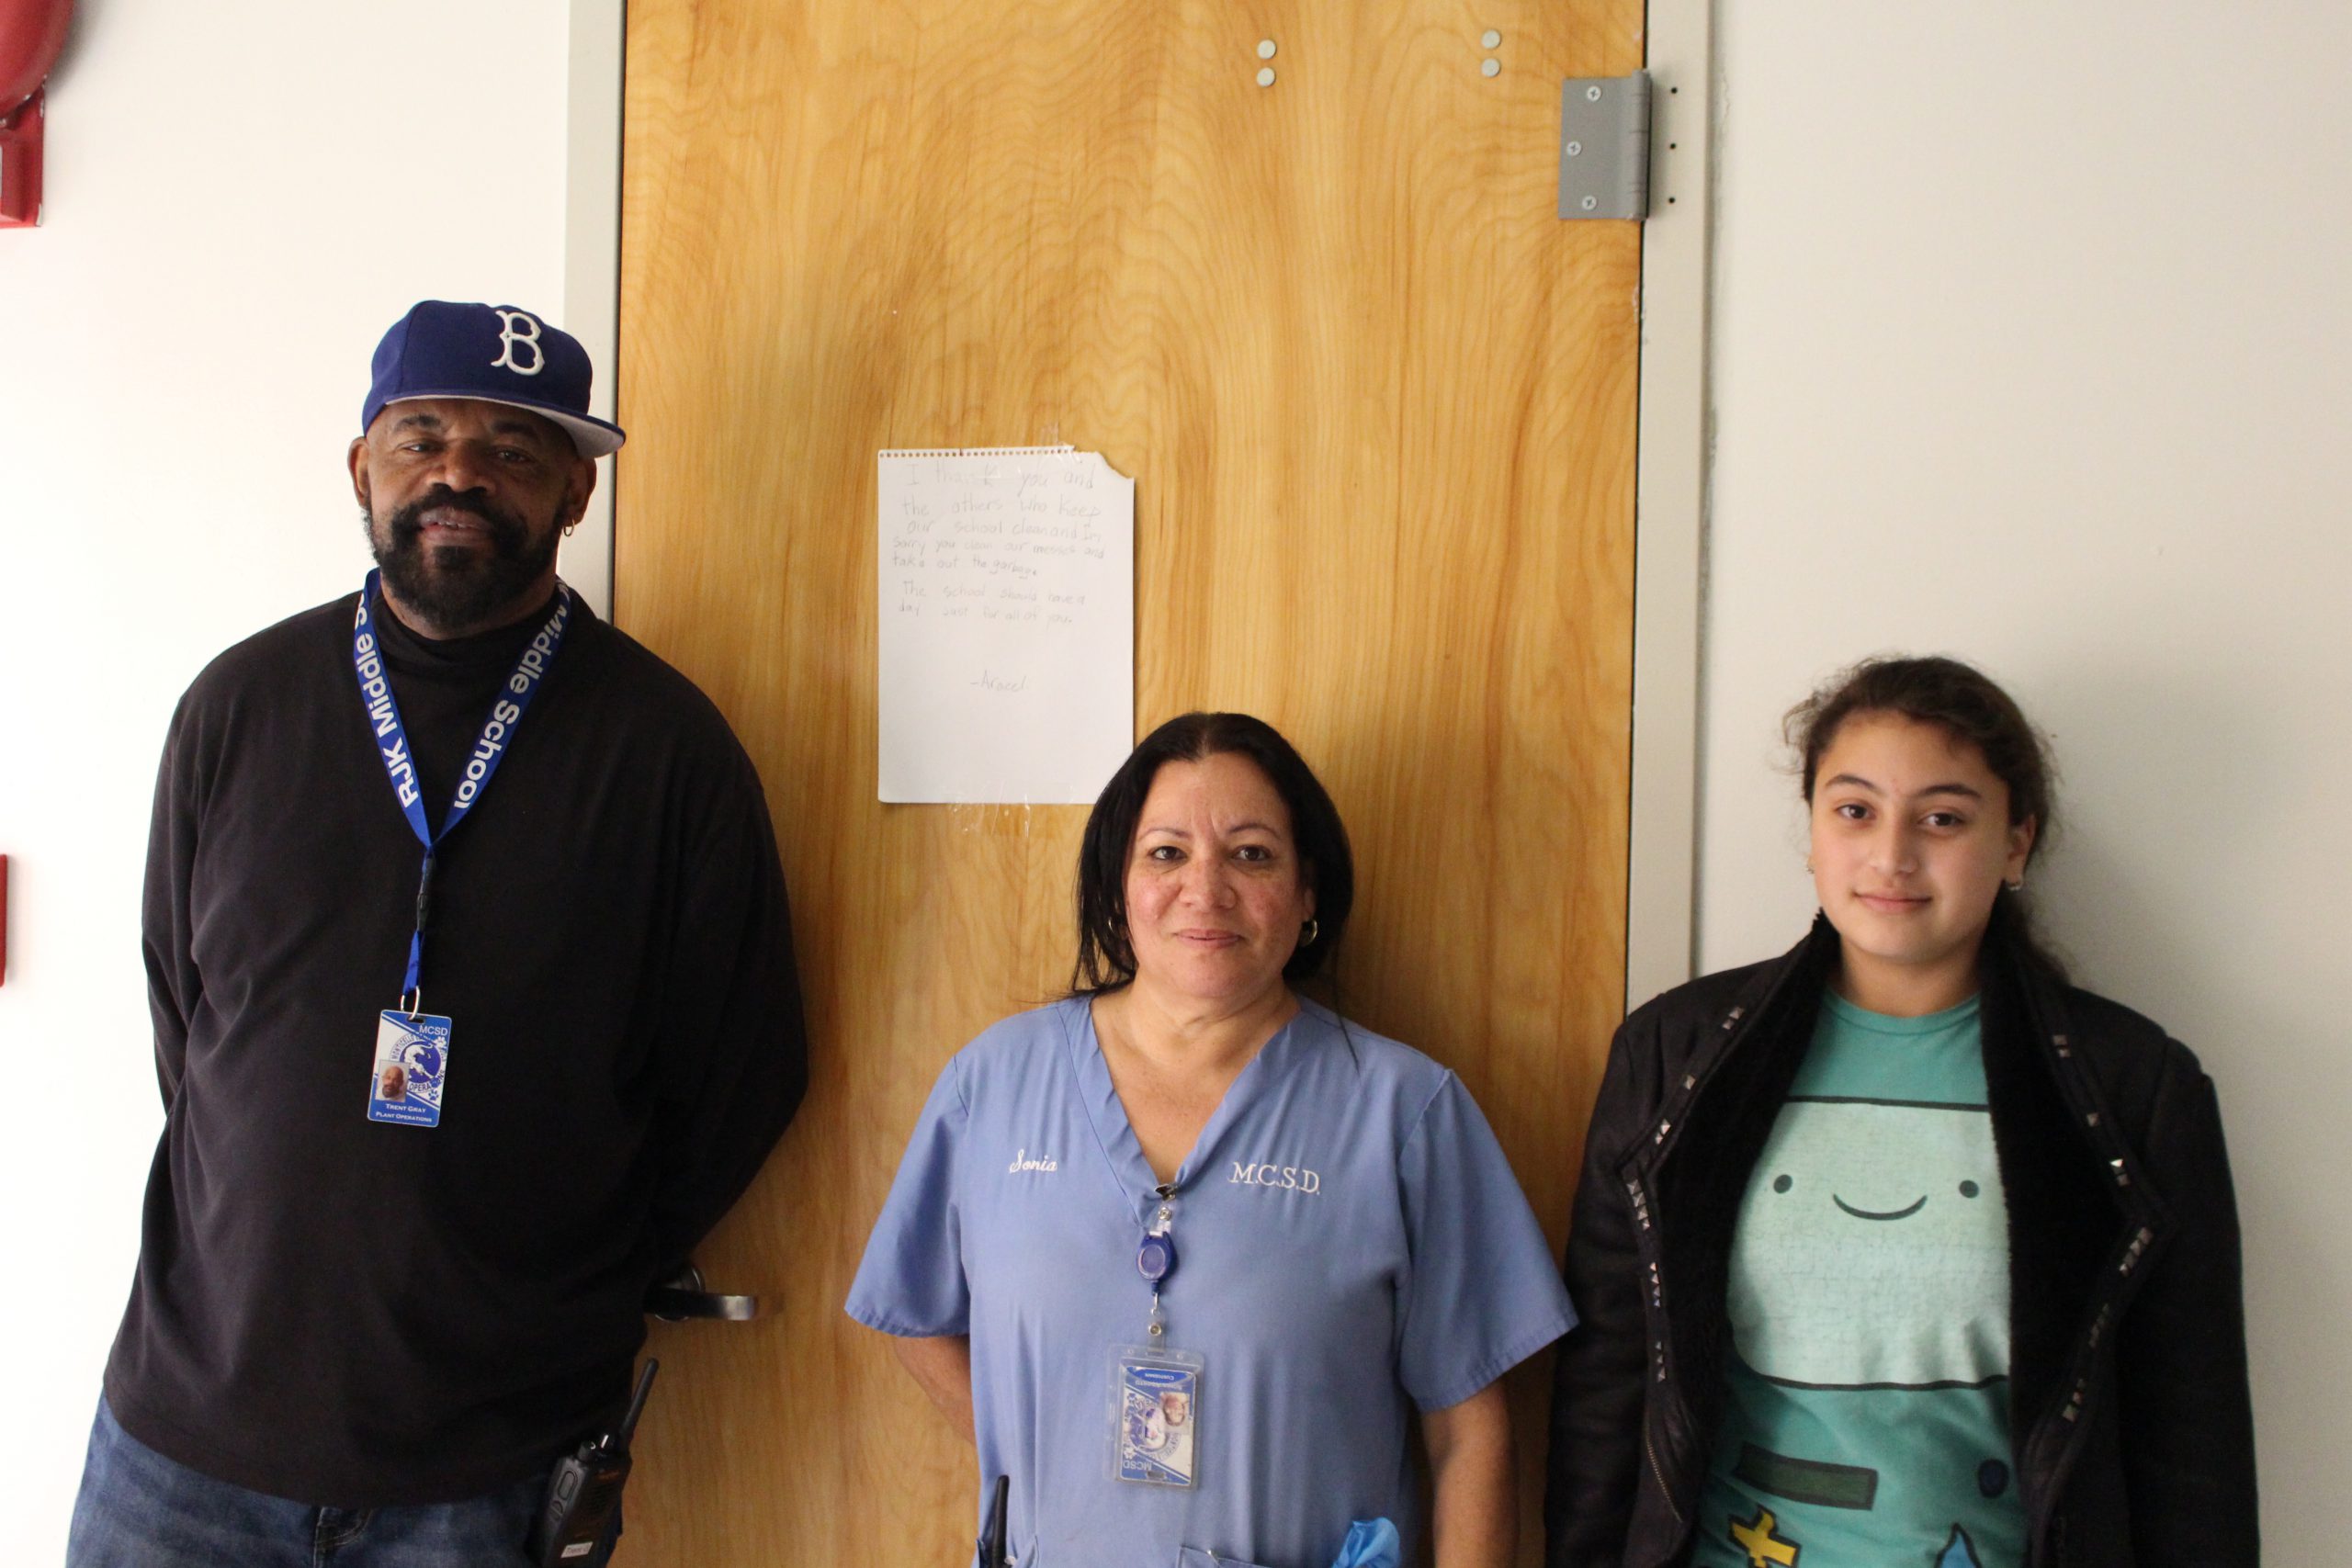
xmin=971 ymin=669 xmax=1030 ymax=694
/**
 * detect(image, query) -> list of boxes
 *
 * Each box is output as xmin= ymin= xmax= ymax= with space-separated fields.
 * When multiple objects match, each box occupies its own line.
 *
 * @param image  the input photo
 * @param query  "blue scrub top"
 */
xmin=846 ymin=996 xmax=1576 ymax=1568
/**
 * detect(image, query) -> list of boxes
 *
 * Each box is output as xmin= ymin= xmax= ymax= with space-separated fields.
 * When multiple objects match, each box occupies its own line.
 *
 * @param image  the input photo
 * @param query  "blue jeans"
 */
xmin=66 ymin=1397 xmax=616 ymax=1567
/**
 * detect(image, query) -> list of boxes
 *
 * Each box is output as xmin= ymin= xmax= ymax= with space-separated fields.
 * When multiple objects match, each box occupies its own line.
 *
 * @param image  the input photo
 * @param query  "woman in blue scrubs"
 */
xmin=850 ymin=712 xmax=1575 ymax=1568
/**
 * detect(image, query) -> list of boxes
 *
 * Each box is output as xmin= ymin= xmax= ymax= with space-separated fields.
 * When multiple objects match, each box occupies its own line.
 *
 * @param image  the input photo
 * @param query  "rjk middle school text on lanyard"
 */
xmin=351 ymin=568 xmax=570 ymax=1129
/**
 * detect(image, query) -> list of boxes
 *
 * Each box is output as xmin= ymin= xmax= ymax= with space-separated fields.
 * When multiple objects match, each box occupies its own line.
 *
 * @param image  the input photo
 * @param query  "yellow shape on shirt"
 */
xmin=1729 ymin=1504 xmax=1801 ymax=1567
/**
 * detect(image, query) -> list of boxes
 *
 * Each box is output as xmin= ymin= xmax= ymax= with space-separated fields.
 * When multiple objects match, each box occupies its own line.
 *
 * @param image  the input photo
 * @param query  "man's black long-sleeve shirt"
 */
xmin=106 ymin=586 xmax=807 ymax=1506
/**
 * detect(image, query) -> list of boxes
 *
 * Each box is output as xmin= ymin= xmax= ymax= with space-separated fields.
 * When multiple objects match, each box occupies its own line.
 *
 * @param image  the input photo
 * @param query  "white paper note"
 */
xmin=877 ymin=446 xmax=1136 ymax=803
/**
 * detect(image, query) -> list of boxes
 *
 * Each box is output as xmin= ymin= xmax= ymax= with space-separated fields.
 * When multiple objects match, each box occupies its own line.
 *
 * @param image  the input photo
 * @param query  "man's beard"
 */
xmin=364 ymin=489 xmax=563 ymax=634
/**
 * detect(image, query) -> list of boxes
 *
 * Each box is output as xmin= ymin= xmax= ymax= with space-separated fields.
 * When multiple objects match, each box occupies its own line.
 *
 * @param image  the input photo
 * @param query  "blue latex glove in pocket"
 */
xmin=1329 ymin=1518 xmax=1402 ymax=1568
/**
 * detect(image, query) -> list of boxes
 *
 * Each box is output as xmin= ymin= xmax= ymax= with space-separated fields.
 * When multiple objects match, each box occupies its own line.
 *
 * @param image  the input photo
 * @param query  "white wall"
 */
xmin=1699 ymin=5 xmax=2352 ymax=1556
xmin=0 ymin=4 xmax=574 ymax=1553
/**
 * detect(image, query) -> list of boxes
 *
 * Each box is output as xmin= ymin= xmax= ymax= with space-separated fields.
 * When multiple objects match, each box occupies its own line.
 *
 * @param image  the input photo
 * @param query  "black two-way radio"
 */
xmin=527 ymin=1359 xmax=658 ymax=1567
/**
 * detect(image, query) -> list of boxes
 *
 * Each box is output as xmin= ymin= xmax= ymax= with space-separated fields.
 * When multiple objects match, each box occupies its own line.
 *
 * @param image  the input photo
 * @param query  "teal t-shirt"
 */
xmin=1691 ymin=992 xmax=2027 ymax=1568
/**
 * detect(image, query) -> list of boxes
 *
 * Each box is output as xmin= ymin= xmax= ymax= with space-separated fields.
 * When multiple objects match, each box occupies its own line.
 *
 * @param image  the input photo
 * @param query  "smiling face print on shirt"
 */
xmin=1699 ymin=995 xmax=2025 ymax=1568
xmin=1728 ymin=1091 xmax=2008 ymax=1390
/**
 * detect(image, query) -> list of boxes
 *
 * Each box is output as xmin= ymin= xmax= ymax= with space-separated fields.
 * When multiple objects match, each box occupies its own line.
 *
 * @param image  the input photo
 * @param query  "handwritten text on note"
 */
xmin=876 ymin=447 xmax=1135 ymax=803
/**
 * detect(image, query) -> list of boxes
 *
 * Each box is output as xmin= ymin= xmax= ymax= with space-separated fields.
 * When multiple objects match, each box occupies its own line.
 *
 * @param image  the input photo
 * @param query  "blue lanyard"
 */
xmin=351 ymin=569 xmax=571 ymax=1011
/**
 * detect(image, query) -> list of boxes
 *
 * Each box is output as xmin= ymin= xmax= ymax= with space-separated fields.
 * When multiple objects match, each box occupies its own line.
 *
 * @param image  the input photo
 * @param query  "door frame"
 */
xmin=556 ymin=0 xmax=627 ymax=623
xmin=558 ymin=0 xmax=1716 ymax=1014
xmin=1624 ymin=0 xmax=1714 ymax=1010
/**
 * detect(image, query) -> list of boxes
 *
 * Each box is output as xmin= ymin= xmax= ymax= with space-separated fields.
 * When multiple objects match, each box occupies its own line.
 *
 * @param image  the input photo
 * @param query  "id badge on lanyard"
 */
xmin=352 ymin=570 xmax=570 ymax=1128
xmin=1111 ymin=1184 xmax=1204 ymax=1487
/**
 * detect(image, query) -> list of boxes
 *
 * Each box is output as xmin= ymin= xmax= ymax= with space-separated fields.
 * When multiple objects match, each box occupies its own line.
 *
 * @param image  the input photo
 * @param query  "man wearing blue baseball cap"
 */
xmin=67 ymin=303 xmax=808 ymax=1566
xmin=348 ymin=299 xmax=626 ymax=642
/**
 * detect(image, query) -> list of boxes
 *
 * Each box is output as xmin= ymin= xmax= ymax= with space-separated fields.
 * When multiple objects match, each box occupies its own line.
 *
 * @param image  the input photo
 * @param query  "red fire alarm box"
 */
xmin=1 ymin=0 xmax=73 ymax=229
xmin=0 ymin=86 xmax=45 ymax=227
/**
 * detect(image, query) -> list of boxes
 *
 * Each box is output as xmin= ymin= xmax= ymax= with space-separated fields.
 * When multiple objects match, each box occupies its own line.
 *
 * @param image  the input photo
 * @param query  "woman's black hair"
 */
xmin=1786 ymin=654 xmax=2067 ymax=980
xmin=1071 ymin=712 xmax=1355 ymax=996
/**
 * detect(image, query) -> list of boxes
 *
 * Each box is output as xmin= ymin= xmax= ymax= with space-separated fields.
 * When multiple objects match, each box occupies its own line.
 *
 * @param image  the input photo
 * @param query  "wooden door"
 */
xmin=616 ymin=0 xmax=1641 ymax=1560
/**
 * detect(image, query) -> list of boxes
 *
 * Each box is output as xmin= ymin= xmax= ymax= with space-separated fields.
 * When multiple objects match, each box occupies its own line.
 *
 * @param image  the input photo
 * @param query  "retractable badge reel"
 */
xmin=1110 ymin=1185 xmax=1203 ymax=1488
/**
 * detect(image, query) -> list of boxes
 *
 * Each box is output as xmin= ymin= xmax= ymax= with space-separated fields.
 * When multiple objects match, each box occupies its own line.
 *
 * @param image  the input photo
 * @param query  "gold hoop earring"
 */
xmin=1300 ymin=918 xmax=1319 ymax=948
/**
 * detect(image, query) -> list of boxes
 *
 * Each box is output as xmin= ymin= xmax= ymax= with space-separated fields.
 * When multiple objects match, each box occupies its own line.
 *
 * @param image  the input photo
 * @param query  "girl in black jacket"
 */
xmin=1545 ymin=656 xmax=2256 ymax=1567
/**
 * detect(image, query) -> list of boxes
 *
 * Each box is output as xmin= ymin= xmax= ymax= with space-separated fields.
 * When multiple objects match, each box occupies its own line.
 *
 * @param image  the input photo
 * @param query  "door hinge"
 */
xmin=1558 ymin=72 xmax=1651 ymax=220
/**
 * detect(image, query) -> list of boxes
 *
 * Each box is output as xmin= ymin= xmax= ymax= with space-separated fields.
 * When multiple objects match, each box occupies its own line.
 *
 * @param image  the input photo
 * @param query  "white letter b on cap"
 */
xmin=491 ymin=310 xmax=546 ymax=376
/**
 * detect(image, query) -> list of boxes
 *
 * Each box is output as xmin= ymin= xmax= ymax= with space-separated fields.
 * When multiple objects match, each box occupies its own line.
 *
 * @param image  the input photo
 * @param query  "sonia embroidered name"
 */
xmin=1008 ymin=1148 xmax=1058 ymax=1173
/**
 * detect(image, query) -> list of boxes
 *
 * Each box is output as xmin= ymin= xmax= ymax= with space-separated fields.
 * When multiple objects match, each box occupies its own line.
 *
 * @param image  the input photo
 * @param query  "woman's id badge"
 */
xmin=367 ymin=1010 xmax=452 ymax=1127
xmin=1109 ymin=1346 xmax=1203 ymax=1487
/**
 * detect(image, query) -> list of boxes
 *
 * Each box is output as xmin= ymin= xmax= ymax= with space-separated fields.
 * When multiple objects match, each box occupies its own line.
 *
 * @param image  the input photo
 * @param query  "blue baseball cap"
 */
xmin=361 ymin=300 xmax=626 ymax=457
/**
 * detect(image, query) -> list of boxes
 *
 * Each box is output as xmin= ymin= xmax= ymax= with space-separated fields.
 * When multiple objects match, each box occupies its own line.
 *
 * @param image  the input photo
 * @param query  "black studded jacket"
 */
xmin=1543 ymin=912 xmax=2257 ymax=1567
